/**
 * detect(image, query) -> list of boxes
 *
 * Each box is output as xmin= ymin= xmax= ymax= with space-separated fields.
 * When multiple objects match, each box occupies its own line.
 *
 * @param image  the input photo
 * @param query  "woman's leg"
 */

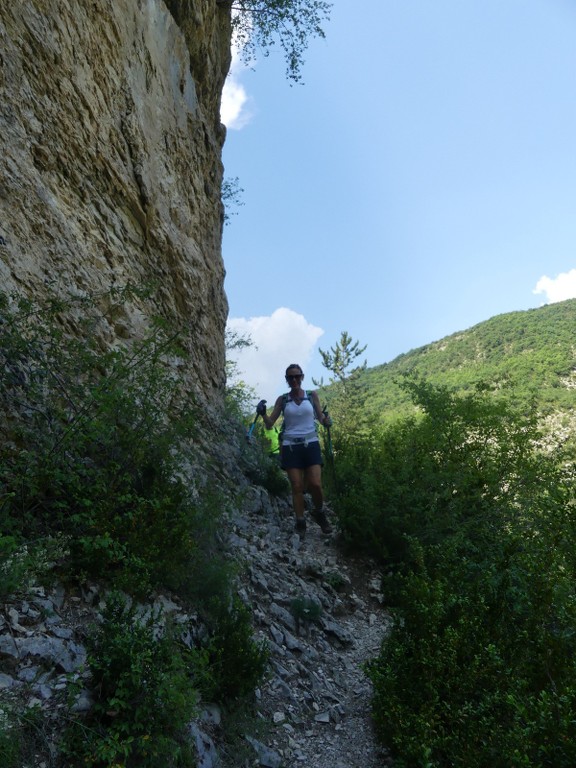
xmin=305 ymin=464 xmax=332 ymax=533
xmin=286 ymin=467 xmax=306 ymax=521
xmin=305 ymin=464 xmax=324 ymax=511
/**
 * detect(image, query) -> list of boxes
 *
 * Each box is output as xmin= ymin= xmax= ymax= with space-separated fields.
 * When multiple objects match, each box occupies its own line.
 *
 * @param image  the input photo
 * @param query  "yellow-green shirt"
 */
xmin=263 ymin=425 xmax=280 ymax=455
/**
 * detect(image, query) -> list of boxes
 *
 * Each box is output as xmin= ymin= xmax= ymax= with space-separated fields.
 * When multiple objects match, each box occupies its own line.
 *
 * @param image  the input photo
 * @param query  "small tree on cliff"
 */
xmin=227 ymin=0 xmax=332 ymax=82
xmin=225 ymin=328 xmax=256 ymax=417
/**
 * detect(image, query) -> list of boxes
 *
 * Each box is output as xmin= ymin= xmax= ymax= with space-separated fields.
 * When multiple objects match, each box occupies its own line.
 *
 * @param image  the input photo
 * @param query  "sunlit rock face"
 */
xmin=0 ymin=0 xmax=231 ymax=401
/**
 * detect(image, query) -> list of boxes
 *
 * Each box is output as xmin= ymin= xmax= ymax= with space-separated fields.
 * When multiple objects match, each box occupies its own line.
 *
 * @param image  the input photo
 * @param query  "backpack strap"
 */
xmin=281 ymin=390 xmax=312 ymax=414
xmin=279 ymin=391 xmax=315 ymax=445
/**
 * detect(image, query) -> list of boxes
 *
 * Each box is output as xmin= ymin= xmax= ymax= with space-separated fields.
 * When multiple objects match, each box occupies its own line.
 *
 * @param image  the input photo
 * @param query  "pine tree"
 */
xmin=314 ymin=331 xmax=368 ymax=445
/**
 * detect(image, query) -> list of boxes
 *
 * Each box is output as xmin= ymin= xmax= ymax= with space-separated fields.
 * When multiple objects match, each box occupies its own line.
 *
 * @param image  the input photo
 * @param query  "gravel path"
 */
xmin=229 ymin=491 xmax=394 ymax=767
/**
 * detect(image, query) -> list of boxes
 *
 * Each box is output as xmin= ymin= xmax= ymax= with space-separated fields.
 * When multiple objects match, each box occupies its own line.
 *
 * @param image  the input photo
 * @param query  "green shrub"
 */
xmin=0 ymin=706 xmax=51 ymax=768
xmin=368 ymin=533 xmax=576 ymax=767
xmin=0 ymin=288 xmax=268 ymax=764
xmin=0 ymin=713 xmax=20 ymax=768
xmin=258 ymin=457 xmax=290 ymax=495
xmin=333 ymin=377 xmax=548 ymax=561
xmin=200 ymin=594 xmax=268 ymax=703
xmin=0 ymin=535 xmax=25 ymax=600
xmin=59 ymin=591 xmax=267 ymax=764
xmin=0 ymin=287 xmax=213 ymax=594
xmin=290 ymin=595 xmax=323 ymax=624
xmin=62 ymin=592 xmax=198 ymax=767
xmin=0 ymin=534 xmax=70 ymax=600
xmin=332 ymin=377 xmax=576 ymax=766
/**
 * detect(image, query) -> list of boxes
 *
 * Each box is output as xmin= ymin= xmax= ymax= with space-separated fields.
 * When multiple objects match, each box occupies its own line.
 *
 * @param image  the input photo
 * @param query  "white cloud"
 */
xmin=220 ymin=51 xmax=252 ymax=130
xmin=227 ymin=307 xmax=324 ymax=402
xmin=533 ymin=268 xmax=576 ymax=303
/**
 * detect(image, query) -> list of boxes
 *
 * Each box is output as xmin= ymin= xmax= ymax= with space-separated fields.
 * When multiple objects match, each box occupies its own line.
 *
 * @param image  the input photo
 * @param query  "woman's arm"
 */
xmin=262 ymin=396 xmax=283 ymax=429
xmin=310 ymin=391 xmax=329 ymax=426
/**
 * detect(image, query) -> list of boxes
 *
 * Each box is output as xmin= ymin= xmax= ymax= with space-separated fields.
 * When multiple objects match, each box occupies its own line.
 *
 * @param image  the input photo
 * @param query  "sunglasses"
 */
xmin=286 ymin=374 xmax=303 ymax=381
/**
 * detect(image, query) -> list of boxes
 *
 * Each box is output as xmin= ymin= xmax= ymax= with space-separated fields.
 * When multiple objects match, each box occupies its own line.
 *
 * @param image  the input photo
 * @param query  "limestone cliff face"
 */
xmin=0 ymin=0 xmax=231 ymax=401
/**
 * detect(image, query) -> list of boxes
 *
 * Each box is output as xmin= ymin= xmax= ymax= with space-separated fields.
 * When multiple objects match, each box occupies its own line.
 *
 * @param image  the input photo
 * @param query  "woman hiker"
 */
xmin=257 ymin=363 xmax=332 ymax=537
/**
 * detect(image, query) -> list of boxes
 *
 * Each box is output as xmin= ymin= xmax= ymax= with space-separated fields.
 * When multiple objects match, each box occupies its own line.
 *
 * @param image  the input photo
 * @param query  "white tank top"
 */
xmin=283 ymin=396 xmax=318 ymax=441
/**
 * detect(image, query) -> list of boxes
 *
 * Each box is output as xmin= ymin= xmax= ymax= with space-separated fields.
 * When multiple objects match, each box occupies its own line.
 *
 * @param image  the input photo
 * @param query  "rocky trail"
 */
xmin=222 ymin=486 xmax=393 ymax=768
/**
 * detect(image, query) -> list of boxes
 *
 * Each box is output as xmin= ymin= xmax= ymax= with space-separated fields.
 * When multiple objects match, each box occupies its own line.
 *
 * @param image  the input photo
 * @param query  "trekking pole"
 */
xmin=323 ymin=407 xmax=339 ymax=495
xmin=246 ymin=413 xmax=260 ymax=442
xmin=246 ymin=399 xmax=267 ymax=442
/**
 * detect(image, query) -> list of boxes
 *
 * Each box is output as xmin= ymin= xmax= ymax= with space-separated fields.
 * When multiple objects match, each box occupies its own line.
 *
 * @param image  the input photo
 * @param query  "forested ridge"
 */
xmin=355 ymin=298 xmax=576 ymax=421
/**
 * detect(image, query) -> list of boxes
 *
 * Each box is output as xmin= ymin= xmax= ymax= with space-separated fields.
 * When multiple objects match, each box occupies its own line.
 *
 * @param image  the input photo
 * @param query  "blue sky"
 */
xmin=221 ymin=0 xmax=576 ymax=402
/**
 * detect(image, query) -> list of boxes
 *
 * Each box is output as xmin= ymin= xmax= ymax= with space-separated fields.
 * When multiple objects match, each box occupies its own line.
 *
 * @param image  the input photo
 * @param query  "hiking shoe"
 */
xmin=295 ymin=518 xmax=307 ymax=537
xmin=311 ymin=507 xmax=332 ymax=534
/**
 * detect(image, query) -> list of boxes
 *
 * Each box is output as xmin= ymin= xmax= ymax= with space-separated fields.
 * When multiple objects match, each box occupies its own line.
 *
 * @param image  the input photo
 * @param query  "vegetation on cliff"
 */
xmin=229 ymin=0 xmax=332 ymax=82
xmin=0 ymin=290 xmax=267 ymax=767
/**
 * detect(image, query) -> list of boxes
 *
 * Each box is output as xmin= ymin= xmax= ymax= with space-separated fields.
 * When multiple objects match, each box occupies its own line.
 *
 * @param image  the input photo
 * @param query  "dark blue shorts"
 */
xmin=281 ymin=440 xmax=323 ymax=470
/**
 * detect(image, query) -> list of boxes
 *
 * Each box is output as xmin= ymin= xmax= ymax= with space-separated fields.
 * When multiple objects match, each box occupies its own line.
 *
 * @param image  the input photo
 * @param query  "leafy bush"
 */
xmin=0 ymin=705 xmax=52 ymax=768
xmin=240 ymin=426 xmax=290 ymax=496
xmin=0 ymin=288 xmax=213 ymax=594
xmin=0 ymin=535 xmax=70 ymax=601
xmin=199 ymin=594 xmax=269 ymax=703
xmin=333 ymin=376 xmax=547 ymax=562
xmin=290 ymin=595 xmax=323 ymax=634
xmin=62 ymin=592 xmax=266 ymax=765
xmin=332 ymin=376 xmax=576 ymax=766
xmin=248 ymin=452 xmax=289 ymax=495
xmin=0 ymin=709 xmax=20 ymax=768
xmin=0 ymin=288 xmax=268 ymax=763
xmin=368 ymin=529 xmax=576 ymax=767
xmin=0 ymin=536 xmax=25 ymax=600
xmin=62 ymin=592 xmax=198 ymax=767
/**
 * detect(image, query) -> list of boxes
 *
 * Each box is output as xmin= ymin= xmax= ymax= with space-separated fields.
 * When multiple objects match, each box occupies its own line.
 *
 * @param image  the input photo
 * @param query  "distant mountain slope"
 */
xmin=358 ymin=299 xmax=576 ymax=421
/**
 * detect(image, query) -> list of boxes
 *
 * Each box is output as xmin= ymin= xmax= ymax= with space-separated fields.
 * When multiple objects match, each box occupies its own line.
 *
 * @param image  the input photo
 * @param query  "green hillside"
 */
xmin=357 ymin=298 xmax=576 ymax=420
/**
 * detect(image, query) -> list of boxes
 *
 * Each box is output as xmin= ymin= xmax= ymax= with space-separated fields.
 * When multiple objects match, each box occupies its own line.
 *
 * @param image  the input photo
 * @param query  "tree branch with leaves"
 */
xmin=314 ymin=331 xmax=369 ymax=458
xmin=229 ymin=0 xmax=332 ymax=82
xmin=315 ymin=331 xmax=367 ymax=391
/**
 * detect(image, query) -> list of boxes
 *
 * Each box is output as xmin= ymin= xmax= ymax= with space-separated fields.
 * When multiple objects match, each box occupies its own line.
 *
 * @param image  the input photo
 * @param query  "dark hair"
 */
xmin=285 ymin=363 xmax=304 ymax=376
